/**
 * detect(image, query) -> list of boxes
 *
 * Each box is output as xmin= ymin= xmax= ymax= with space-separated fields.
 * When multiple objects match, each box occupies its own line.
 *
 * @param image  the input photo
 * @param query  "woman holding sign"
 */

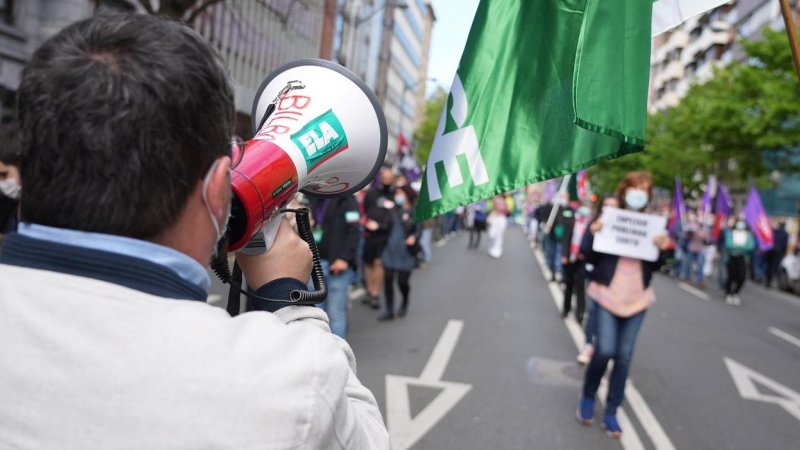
xmin=575 ymin=172 xmax=671 ymax=439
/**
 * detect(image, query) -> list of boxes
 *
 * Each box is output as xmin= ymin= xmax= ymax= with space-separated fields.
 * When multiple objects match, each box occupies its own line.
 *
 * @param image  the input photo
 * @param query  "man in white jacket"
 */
xmin=0 ymin=13 xmax=389 ymax=450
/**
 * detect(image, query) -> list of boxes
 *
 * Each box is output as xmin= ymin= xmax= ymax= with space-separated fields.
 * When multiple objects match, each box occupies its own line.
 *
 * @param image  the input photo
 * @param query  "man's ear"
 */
xmin=207 ymin=156 xmax=231 ymax=221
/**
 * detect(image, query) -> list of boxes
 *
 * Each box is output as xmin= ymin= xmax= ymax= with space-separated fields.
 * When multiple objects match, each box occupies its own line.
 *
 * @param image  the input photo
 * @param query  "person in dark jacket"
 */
xmin=309 ymin=195 xmax=362 ymax=338
xmin=377 ymin=185 xmax=421 ymax=321
xmin=764 ymin=220 xmax=789 ymax=288
xmin=0 ymin=125 xmax=22 ymax=247
xmin=576 ymin=171 xmax=671 ymax=439
xmin=362 ymin=167 xmax=396 ymax=308
xmin=561 ymin=203 xmax=590 ymax=323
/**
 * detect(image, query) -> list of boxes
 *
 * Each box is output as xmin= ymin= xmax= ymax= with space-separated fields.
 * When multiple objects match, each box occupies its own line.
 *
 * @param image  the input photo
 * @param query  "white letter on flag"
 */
xmin=426 ymin=75 xmax=489 ymax=202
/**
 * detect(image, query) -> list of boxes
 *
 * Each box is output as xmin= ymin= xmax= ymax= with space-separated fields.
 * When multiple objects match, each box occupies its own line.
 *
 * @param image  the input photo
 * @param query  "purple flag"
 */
xmin=712 ymin=181 xmax=730 ymax=241
xmin=743 ymin=186 xmax=774 ymax=251
xmin=544 ymin=179 xmax=557 ymax=202
xmin=668 ymin=177 xmax=686 ymax=235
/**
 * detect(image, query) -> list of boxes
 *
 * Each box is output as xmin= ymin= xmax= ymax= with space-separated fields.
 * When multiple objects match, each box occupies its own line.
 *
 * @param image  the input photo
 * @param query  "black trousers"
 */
xmin=726 ymin=255 xmax=747 ymax=295
xmin=385 ymin=269 xmax=411 ymax=311
xmin=563 ymin=261 xmax=586 ymax=321
xmin=764 ymin=250 xmax=781 ymax=286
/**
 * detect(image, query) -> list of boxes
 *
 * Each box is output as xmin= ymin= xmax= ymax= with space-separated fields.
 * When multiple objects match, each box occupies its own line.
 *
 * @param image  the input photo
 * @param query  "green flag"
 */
xmin=415 ymin=0 xmax=652 ymax=221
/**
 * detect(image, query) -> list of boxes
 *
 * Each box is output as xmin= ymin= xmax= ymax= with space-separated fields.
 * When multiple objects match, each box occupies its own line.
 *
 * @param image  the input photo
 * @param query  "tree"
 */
xmin=414 ymin=87 xmax=447 ymax=166
xmin=591 ymin=28 xmax=800 ymax=197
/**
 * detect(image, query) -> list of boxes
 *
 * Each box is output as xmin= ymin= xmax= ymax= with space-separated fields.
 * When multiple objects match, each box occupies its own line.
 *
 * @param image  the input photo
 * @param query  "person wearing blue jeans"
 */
xmin=318 ymin=260 xmax=354 ymax=338
xmin=681 ymin=250 xmax=705 ymax=284
xmin=309 ymin=195 xmax=362 ymax=339
xmin=680 ymin=212 xmax=709 ymax=288
xmin=577 ymin=171 xmax=670 ymax=439
xmin=582 ymin=306 xmax=646 ymax=416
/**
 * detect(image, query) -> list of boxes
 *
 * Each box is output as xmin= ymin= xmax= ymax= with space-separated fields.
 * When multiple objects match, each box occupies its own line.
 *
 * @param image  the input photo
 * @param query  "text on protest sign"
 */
xmin=592 ymin=208 xmax=667 ymax=262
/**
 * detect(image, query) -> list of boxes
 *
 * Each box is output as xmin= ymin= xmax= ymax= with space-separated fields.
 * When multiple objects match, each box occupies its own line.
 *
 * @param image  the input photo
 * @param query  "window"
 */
xmin=1 ymin=0 xmax=13 ymax=24
xmin=392 ymin=22 xmax=422 ymax=67
xmin=415 ymin=0 xmax=427 ymax=19
xmin=403 ymin=7 xmax=424 ymax=41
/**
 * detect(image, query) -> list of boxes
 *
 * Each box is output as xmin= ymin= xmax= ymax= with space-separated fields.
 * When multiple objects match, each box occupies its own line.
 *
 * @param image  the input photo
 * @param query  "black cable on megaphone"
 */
xmin=210 ymin=208 xmax=328 ymax=316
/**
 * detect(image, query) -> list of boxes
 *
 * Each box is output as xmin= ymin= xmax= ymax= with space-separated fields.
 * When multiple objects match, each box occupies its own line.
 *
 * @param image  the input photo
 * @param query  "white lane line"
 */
xmin=678 ymin=282 xmax=710 ymax=301
xmin=533 ymin=248 xmax=677 ymax=450
xmin=386 ymin=320 xmax=472 ymax=450
xmin=419 ymin=320 xmax=464 ymax=382
xmin=769 ymin=327 xmax=800 ymax=350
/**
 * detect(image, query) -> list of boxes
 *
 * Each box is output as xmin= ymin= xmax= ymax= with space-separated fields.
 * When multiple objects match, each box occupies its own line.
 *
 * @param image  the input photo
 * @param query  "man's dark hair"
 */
xmin=0 ymin=124 xmax=21 ymax=167
xmin=17 ymin=13 xmax=234 ymax=239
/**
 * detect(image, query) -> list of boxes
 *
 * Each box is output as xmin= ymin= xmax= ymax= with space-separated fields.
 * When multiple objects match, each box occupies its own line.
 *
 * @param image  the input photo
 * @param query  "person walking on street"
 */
xmin=419 ymin=218 xmax=435 ymax=265
xmin=723 ymin=219 xmax=756 ymax=305
xmin=544 ymin=192 xmax=570 ymax=280
xmin=309 ymin=195 xmax=361 ymax=338
xmin=378 ymin=186 xmax=421 ymax=320
xmin=561 ymin=203 xmax=590 ymax=322
xmin=487 ymin=194 xmax=510 ymax=259
xmin=362 ymin=167 xmax=396 ymax=309
xmin=680 ymin=210 xmax=709 ymax=289
xmin=577 ymin=195 xmax=619 ymax=365
xmin=576 ymin=172 xmax=671 ymax=439
xmin=468 ymin=200 xmax=488 ymax=250
xmin=764 ymin=220 xmax=788 ymax=288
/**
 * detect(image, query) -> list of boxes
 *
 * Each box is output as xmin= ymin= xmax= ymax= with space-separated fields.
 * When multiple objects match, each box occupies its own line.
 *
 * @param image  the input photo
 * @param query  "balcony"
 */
xmin=683 ymin=23 xmax=732 ymax=66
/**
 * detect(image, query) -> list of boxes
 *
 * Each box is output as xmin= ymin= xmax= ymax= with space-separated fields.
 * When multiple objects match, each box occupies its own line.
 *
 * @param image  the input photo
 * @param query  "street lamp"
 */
xmin=336 ymin=1 xmax=409 ymax=68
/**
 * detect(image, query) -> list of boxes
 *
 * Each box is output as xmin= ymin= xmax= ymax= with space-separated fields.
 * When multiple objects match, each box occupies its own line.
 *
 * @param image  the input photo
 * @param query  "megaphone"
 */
xmin=227 ymin=59 xmax=388 ymax=253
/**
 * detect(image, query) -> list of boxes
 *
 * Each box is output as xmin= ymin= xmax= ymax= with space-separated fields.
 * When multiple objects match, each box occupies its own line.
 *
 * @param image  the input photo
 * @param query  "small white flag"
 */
xmin=652 ymin=0 xmax=732 ymax=37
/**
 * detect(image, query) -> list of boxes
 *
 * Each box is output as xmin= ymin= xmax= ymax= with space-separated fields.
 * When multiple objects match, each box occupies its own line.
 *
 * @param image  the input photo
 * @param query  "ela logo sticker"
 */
xmin=291 ymin=109 xmax=348 ymax=172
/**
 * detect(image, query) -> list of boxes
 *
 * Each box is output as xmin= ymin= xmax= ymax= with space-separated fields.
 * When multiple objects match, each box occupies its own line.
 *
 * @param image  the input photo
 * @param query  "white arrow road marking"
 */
xmin=724 ymin=357 xmax=800 ymax=422
xmin=768 ymin=327 xmax=800 ymax=350
xmin=386 ymin=320 xmax=472 ymax=450
xmin=532 ymin=246 xmax=676 ymax=450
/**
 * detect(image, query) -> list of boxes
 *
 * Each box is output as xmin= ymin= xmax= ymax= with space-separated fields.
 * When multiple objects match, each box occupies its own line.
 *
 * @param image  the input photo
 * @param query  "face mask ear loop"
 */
xmin=202 ymin=159 xmax=225 ymax=243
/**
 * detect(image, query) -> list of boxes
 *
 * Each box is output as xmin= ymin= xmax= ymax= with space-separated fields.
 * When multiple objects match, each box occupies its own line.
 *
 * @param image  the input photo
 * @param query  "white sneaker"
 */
xmin=725 ymin=295 xmax=734 ymax=305
xmin=577 ymin=344 xmax=594 ymax=365
xmin=733 ymin=295 xmax=742 ymax=306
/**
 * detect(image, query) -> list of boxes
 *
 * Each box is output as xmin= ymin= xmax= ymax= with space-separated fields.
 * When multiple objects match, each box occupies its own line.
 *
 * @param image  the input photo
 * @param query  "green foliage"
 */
xmin=414 ymin=87 xmax=448 ymax=165
xmin=592 ymin=28 xmax=800 ymax=197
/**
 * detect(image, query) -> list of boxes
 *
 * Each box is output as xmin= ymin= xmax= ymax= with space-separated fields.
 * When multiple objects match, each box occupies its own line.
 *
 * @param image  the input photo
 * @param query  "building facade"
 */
xmin=0 ymin=0 xmax=326 ymax=135
xmin=327 ymin=0 xmax=434 ymax=161
xmin=648 ymin=2 xmax=736 ymax=113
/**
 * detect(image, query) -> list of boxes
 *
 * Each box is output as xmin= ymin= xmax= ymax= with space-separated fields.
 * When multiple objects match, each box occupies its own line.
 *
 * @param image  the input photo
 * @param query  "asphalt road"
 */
xmin=208 ymin=227 xmax=800 ymax=449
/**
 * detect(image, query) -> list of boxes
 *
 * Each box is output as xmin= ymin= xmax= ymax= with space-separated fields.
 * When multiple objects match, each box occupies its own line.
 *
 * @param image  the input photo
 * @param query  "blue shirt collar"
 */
xmin=17 ymin=223 xmax=211 ymax=291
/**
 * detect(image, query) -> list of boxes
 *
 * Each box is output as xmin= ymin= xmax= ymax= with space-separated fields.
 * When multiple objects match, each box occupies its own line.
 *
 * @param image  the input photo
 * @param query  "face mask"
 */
xmin=201 ymin=159 xmax=231 ymax=247
xmin=736 ymin=222 xmax=746 ymax=230
xmin=394 ymin=195 xmax=406 ymax=206
xmin=577 ymin=206 xmax=591 ymax=217
xmin=625 ymin=189 xmax=648 ymax=211
xmin=0 ymin=178 xmax=21 ymax=200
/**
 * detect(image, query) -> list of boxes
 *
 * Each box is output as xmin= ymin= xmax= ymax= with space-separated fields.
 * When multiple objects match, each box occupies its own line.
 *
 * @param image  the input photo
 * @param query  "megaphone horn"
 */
xmin=227 ymin=59 xmax=388 ymax=252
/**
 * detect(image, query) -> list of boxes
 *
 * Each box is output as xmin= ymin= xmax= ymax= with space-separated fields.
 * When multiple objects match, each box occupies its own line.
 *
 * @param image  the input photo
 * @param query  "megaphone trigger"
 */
xmin=240 ymin=211 xmax=283 ymax=256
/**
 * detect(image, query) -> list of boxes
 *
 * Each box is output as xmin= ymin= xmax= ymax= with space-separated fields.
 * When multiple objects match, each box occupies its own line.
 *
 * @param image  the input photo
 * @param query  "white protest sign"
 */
xmin=592 ymin=208 xmax=667 ymax=262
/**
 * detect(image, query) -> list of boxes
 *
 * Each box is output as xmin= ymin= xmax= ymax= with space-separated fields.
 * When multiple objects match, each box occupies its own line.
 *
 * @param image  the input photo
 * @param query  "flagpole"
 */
xmin=779 ymin=0 xmax=800 ymax=82
xmin=545 ymin=174 xmax=572 ymax=232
